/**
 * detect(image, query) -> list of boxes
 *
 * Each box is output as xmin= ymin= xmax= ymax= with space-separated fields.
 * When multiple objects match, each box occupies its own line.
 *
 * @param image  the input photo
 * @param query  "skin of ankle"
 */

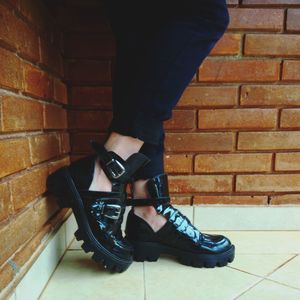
xmin=104 ymin=131 xmax=144 ymax=160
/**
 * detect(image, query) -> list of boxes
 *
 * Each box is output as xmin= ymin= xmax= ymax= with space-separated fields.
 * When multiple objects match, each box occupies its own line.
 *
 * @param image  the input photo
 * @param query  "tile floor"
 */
xmin=38 ymin=208 xmax=300 ymax=300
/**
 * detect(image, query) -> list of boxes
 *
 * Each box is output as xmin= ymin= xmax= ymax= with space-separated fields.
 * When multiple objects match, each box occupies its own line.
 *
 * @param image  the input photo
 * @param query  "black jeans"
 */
xmin=103 ymin=0 xmax=230 ymax=179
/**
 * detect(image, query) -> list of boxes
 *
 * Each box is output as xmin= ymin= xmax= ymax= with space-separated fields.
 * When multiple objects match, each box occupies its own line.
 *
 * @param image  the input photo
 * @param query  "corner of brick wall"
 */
xmin=0 ymin=0 xmax=70 ymax=296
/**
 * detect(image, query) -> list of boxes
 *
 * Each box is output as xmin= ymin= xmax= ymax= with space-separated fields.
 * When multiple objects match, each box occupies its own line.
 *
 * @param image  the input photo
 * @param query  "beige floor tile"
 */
xmin=228 ymin=254 xmax=294 ymax=277
xmin=39 ymin=251 xmax=144 ymax=300
xmin=194 ymin=206 xmax=300 ymax=230
xmin=268 ymin=254 xmax=300 ymax=290
xmin=205 ymin=231 xmax=300 ymax=254
xmin=144 ymin=257 xmax=260 ymax=300
xmin=237 ymin=279 xmax=300 ymax=300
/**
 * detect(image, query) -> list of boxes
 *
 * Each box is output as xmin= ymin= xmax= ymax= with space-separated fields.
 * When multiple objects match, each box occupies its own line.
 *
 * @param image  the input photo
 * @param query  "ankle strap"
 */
xmin=90 ymin=140 xmax=151 ymax=183
xmin=125 ymin=196 xmax=170 ymax=207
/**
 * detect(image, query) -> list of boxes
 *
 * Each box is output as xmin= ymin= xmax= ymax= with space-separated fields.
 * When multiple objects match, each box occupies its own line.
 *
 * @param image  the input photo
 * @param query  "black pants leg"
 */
xmin=103 ymin=0 xmax=230 ymax=179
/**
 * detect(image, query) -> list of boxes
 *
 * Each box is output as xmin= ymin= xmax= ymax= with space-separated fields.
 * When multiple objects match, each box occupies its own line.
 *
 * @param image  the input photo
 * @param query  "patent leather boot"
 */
xmin=46 ymin=140 xmax=150 ymax=272
xmin=125 ymin=173 xmax=235 ymax=268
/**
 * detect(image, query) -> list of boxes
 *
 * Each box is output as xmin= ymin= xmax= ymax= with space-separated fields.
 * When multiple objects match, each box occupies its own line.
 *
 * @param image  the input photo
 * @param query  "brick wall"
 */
xmin=0 ymin=0 xmax=70 ymax=296
xmin=1 ymin=0 xmax=300 ymax=296
xmin=65 ymin=0 xmax=300 ymax=206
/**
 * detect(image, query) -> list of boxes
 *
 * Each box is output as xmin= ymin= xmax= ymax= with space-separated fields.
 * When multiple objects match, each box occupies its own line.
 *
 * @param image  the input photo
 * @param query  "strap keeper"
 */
xmin=125 ymin=196 xmax=170 ymax=207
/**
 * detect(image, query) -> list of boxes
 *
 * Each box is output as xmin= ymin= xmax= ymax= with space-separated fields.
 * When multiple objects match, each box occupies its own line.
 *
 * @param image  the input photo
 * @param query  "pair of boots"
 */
xmin=46 ymin=141 xmax=235 ymax=273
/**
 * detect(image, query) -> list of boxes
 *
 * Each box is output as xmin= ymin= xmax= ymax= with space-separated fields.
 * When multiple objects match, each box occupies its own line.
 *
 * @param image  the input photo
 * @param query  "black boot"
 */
xmin=125 ymin=173 xmax=235 ymax=268
xmin=46 ymin=140 xmax=150 ymax=272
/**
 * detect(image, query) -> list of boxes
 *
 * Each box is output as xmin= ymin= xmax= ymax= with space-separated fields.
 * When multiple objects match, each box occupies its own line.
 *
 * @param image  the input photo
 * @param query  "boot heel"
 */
xmin=132 ymin=242 xmax=161 ymax=262
xmin=46 ymin=167 xmax=72 ymax=208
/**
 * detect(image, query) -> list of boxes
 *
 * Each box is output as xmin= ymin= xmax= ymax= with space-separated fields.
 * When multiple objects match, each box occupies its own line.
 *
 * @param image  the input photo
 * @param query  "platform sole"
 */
xmin=130 ymin=240 xmax=235 ymax=268
xmin=46 ymin=166 xmax=132 ymax=273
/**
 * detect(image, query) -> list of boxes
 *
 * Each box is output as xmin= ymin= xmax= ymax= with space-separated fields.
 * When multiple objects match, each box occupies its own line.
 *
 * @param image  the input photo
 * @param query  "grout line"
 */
xmin=264 ymin=277 xmax=300 ymax=293
xmin=233 ymin=277 xmax=265 ymax=300
xmin=265 ymin=253 xmax=298 ymax=277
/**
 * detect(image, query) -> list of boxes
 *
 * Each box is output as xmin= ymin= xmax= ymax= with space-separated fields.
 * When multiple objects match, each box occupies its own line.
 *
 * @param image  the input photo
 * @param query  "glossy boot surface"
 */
xmin=125 ymin=173 xmax=235 ymax=268
xmin=46 ymin=140 xmax=150 ymax=272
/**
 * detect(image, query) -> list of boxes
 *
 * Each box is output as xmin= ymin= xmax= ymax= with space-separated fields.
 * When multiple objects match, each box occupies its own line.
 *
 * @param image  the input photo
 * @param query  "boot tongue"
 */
xmin=147 ymin=174 xmax=169 ymax=198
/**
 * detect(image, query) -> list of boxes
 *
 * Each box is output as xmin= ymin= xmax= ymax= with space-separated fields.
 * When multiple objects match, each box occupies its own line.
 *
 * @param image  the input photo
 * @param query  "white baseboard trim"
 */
xmin=4 ymin=205 xmax=300 ymax=300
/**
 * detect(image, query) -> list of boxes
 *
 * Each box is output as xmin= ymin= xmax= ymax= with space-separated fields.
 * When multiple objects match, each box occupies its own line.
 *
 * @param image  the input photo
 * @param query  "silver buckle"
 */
xmin=106 ymin=159 xmax=126 ymax=179
xmin=103 ymin=204 xmax=122 ymax=220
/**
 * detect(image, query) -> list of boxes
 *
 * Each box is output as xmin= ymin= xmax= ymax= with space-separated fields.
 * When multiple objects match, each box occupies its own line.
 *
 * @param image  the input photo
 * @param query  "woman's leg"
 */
xmin=99 ymin=1 xmax=229 ymax=231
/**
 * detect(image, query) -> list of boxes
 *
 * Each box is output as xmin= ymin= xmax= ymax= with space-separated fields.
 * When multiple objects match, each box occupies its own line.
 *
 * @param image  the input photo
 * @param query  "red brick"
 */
xmin=238 ymin=131 xmax=300 ymax=150
xmin=275 ymin=152 xmax=300 ymax=171
xmin=23 ymin=63 xmax=53 ymax=99
xmin=16 ymin=16 xmax=39 ymax=62
xmin=164 ymin=110 xmax=196 ymax=130
xmin=33 ymin=196 xmax=60 ymax=229
xmin=70 ymin=86 xmax=112 ymax=108
xmin=1 ymin=95 xmax=43 ymax=131
xmin=228 ymin=8 xmax=284 ymax=32
xmin=48 ymin=157 xmax=70 ymax=175
xmin=65 ymin=60 xmax=111 ymax=83
xmin=280 ymin=109 xmax=300 ymax=128
xmin=194 ymin=195 xmax=268 ymax=205
xmin=169 ymin=175 xmax=232 ymax=193
xmin=178 ymin=86 xmax=238 ymax=107
xmin=0 ymin=207 xmax=37 ymax=266
xmin=59 ymin=5 xmax=111 ymax=33
xmin=60 ymin=132 xmax=71 ymax=154
xmin=164 ymin=154 xmax=193 ymax=173
xmin=243 ymin=0 xmax=300 ymax=6
xmin=0 ymin=3 xmax=19 ymax=50
xmin=68 ymin=110 xmax=112 ymax=131
xmin=282 ymin=60 xmax=300 ymax=81
xmin=195 ymin=153 xmax=272 ymax=173
xmin=19 ymin=0 xmax=51 ymax=31
xmin=0 ymin=138 xmax=30 ymax=178
xmin=40 ymin=38 xmax=63 ymax=75
xmin=44 ymin=104 xmax=67 ymax=129
xmin=29 ymin=133 xmax=60 ymax=165
xmin=210 ymin=33 xmax=241 ymax=56
xmin=170 ymin=196 xmax=192 ymax=205
xmin=241 ymin=85 xmax=300 ymax=106
xmin=53 ymin=78 xmax=68 ymax=104
xmin=165 ymin=133 xmax=235 ymax=152
xmin=198 ymin=108 xmax=277 ymax=129
xmin=270 ymin=194 xmax=300 ymax=205
xmin=198 ymin=60 xmax=280 ymax=82
xmin=287 ymin=9 xmax=300 ymax=32
xmin=10 ymin=166 xmax=48 ymax=211
xmin=0 ymin=47 xmax=23 ymax=91
xmin=236 ymin=174 xmax=300 ymax=192
xmin=245 ymin=34 xmax=300 ymax=57
xmin=64 ymin=33 xmax=116 ymax=58
xmin=0 ymin=182 xmax=12 ymax=222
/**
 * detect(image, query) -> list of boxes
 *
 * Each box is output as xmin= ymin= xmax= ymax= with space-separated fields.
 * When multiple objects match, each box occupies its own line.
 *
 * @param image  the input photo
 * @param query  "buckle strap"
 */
xmin=125 ymin=196 xmax=170 ymax=207
xmin=90 ymin=140 xmax=150 ymax=182
xmin=90 ymin=198 xmax=123 ymax=220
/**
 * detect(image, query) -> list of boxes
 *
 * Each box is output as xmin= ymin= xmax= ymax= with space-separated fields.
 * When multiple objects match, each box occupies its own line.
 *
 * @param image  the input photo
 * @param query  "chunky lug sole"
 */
xmin=130 ymin=241 xmax=235 ymax=268
xmin=46 ymin=166 xmax=132 ymax=273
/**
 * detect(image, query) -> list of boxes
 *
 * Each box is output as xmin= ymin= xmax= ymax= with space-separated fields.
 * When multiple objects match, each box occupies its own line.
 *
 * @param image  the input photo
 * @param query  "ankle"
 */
xmin=104 ymin=131 xmax=144 ymax=160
